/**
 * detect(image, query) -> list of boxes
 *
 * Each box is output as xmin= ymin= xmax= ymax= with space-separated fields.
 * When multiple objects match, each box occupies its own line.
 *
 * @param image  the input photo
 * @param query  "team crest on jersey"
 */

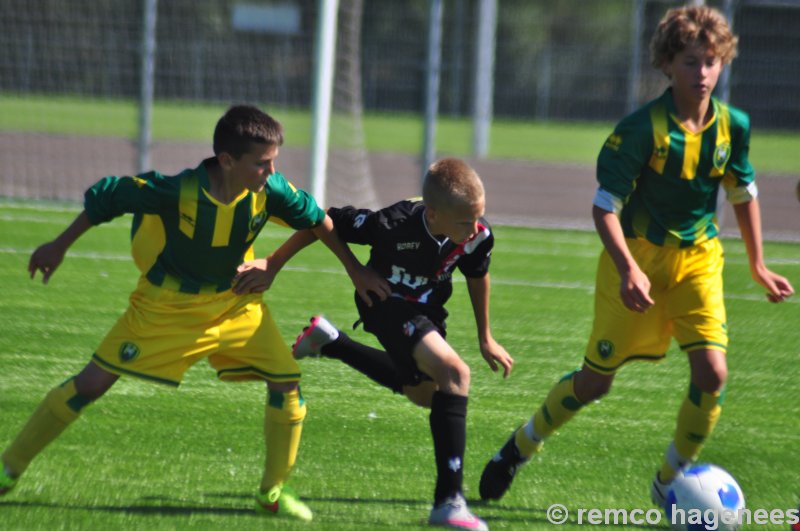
xmin=119 ymin=342 xmax=141 ymax=362
xmin=130 ymin=176 xmax=148 ymax=188
xmin=596 ymin=340 xmax=614 ymax=359
xmin=402 ymin=321 xmax=416 ymax=337
xmin=353 ymin=213 xmax=367 ymax=228
xmin=249 ymin=210 xmax=268 ymax=232
xmin=713 ymin=143 xmax=731 ymax=171
xmin=604 ymin=134 xmax=622 ymax=151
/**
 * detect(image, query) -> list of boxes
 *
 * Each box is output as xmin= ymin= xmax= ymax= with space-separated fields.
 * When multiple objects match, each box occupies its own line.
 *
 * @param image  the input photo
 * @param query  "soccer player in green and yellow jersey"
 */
xmin=0 ymin=105 xmax=389 ymax=521
xmin=479 ymin=5 xmax=794 ymax=505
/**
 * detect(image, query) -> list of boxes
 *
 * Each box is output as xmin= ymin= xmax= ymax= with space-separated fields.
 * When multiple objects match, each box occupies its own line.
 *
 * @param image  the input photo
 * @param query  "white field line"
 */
xmin=2 ymin=210 xmax=798 ymax=265
xmin=0 ymin=247 xmax=795 ymax=304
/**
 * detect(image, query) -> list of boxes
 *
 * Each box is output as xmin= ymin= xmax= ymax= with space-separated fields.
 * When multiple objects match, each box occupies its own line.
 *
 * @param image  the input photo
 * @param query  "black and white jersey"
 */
xmin=328 ymin=199 xmax=493 ymax=308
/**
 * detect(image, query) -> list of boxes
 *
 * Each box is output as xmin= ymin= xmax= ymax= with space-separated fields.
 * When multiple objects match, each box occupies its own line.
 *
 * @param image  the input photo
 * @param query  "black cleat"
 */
xmin=479 ymin=431 xmax=528 ymax=501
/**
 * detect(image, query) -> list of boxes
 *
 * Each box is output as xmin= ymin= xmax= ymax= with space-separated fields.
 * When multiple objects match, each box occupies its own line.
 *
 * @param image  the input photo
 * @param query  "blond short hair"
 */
xmin=650 ymin=6 xmax=738 ymax=70
xmin=422 ymin=158 xmax=485 ymax=210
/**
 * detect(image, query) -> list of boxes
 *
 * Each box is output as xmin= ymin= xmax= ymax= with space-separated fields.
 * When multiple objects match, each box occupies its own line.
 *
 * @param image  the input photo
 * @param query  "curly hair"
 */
xmin=650 ymin=6 xmax=738 ymax=70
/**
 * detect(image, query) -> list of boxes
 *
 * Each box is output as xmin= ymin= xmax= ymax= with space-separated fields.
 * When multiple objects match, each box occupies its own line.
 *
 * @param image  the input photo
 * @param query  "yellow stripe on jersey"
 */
xmin=711 ymin=105 xmax=731 ymax=178
xmin=649 ymin=102 xmax=669 ymax=174
xmin=243 ymin=244 xmax=255 ymax=262
xmin=179 ymin=174 xmax=199 ymax=239
xmin=131 ymin=214 xmax=165 ymax=273
xmin=201 ymin=187 xmax=248 ymax=248
xmin=681 ymin=130 xmax=702 ymax=180
xmin=212 ymin=206 xmax=235 ymax=247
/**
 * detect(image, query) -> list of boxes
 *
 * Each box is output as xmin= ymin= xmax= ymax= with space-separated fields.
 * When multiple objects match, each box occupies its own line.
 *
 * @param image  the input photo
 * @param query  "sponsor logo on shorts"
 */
xmin=119 ymin=342 xmax=141 ymax=362
xmin=402 ymin=321 xmax=416 ymax=337
xmin=597 ymin=340 xmax=614 ymax=359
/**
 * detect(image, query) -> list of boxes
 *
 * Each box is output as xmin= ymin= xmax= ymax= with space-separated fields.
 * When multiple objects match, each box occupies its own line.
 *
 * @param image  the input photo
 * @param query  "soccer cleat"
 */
xmin=255 ymin=484 xmax=313 ymax=522
xmin=479 ymin=431 xmax=528 ymax=501
xmin=428 ymin=493 xmax=488 ymax=530
xmin=0 ymin=465 xmax=17 ymax=496
xmin=650 ymin=471 xmax=671 ymax=508
xmin=292 ymin=315 xmax=339 ymax=359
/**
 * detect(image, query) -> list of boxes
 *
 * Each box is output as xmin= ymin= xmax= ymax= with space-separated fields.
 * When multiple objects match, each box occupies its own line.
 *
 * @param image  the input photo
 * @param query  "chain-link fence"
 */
xmin=0 ymin=0 xmax=798 ymax=203
xmin=3 ymin=0 xmax=798 ymax=126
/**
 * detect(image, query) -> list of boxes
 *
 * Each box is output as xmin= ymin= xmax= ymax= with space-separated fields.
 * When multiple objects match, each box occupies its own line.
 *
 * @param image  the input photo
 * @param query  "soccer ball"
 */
xmin=665 ymin=463 xmax=745 ymax=531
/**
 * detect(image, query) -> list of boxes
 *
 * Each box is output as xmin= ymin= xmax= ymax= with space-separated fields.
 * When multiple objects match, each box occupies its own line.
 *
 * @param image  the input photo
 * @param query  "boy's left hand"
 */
xmin=351 ymin=264 xmax=392 ymax=306
xmin=480 ymin=336 xmax=514 ymax=378
xmin=233 ymin=258 xmax=276 ymax=294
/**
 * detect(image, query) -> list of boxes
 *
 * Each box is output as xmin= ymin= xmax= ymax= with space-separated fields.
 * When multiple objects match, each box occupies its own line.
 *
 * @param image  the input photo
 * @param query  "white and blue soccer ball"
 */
xmin=665 ymin=463 xmax=745 ymax=531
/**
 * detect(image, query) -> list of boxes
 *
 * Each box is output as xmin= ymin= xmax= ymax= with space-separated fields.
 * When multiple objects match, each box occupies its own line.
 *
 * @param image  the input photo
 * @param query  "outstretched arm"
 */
xmin=312 ymin=214 xmax=391 ymax=305
xmin=28 ymin=210 xmax=93 ymax=284
xmin=733 ymin=198 xmax=794 ymax=302
xmin=233 ymin=229 xmax=318 ymax=295
xmin=593 ymin=205 xmax=654 ymax=312
xmin=466 ymin=274 xmax=513 ymax=378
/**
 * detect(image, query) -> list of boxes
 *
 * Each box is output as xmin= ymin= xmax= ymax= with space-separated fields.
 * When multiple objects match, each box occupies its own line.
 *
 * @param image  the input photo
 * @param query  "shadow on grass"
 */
xmin=0 ymin=499 xmax=253 ymax=516
xmin=0 ymin=494 xmax=668 ymax=529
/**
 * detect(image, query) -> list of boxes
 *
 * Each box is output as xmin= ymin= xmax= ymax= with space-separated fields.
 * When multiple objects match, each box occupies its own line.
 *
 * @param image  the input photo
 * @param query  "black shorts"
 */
xmin=354 ymin=293 xmax=448 ymax=388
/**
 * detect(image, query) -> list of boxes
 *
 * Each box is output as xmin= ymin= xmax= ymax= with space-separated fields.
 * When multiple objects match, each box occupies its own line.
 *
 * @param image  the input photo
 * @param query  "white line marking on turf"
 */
xmin=0 ymin=247 xmax=793 ymax=304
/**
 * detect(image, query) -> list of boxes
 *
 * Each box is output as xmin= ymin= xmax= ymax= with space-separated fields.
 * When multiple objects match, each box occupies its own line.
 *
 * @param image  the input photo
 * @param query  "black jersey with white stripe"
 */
xmin=328 ymin=199 xmax=493 ymax=308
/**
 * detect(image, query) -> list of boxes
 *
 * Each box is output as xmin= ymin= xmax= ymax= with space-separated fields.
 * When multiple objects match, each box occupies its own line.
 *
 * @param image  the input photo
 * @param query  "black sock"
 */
xmin=320 ymin=332 xmax=403 ymax=393
xmin=430 ymin=391 xmax=467 ymax=505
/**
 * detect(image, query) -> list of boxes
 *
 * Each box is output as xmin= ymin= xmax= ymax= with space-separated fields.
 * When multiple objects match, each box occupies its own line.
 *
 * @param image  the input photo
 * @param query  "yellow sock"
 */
xmin=529 ymin=370 xmax=585 ymax=445
xmin=2 ymin=378 xmax=89 ymax=476
xmin=260 ymin=388 xmax=306 ymax=492
xmin=659 ymin=383 xmax=722 ymax=483
xmin=510 ymin=371 xmax=585 ymax=459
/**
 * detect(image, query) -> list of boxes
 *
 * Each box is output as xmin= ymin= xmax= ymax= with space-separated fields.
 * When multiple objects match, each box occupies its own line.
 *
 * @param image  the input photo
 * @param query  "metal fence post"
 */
xmin=137 ymin=0 xmax=158 ymax=174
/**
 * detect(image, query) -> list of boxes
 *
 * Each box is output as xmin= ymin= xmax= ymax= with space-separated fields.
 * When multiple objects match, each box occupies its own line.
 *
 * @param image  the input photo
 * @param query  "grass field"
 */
xmin=0 ymin=200 xmax=798 ymax=530
xmin=1 ymin=94 xmax=799 ymax=175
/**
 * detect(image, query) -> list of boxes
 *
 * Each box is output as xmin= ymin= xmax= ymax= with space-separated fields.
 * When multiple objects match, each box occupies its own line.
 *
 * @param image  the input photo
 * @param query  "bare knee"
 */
xmin=434 ymin=357 xmax=470 ymax=396
xmin=573 ymin=367 xmax=614 ymax=403
xmin=267 ymin=380 xmax=299 ymax=393
xmin=73 ymin=362 xmax=119 ymax=400
xmin=689 ymin=350 xmax=727 ymax=393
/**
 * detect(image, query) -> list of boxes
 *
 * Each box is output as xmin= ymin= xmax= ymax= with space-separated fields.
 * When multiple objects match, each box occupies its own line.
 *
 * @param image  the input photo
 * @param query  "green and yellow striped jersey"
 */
xmin=84 ymin=158 xmax=324 ymax=293
xmin=597 ymin=89 xmax=755 ymax=247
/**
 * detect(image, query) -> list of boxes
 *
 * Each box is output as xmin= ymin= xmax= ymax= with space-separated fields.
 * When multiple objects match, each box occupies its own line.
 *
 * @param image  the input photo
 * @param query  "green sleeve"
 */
xmin=596 ymin=112 xmax=652 ymax=201
xmin=83 ymin=172 xmax=175 ymax=225
xmin=728 ymin=107 xmax=755 ymax=185
xmin=265 ymin=172 xmax=326 ymax=229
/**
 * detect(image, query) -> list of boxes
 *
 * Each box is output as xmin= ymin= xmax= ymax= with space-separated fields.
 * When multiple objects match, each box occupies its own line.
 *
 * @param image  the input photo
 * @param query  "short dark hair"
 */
xmin=422 ymin=158 xmax=484 ymax=210
xmin=213 ymin=105 xmax=284 ymax=159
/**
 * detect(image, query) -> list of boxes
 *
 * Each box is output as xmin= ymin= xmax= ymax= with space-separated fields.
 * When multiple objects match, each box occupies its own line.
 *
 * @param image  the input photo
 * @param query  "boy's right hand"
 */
xmin=28 ymin=241 xmax=67 ymax=284
xmin=619 ymin=266 xmax=654 ymax=312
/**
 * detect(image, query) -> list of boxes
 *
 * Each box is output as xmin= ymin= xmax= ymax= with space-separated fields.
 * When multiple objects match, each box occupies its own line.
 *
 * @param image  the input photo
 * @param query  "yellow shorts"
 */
xmin=584 ymin=237 xmax=727 ymax=374
xmin=94 ymin=277 xmax=300 ymax=386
